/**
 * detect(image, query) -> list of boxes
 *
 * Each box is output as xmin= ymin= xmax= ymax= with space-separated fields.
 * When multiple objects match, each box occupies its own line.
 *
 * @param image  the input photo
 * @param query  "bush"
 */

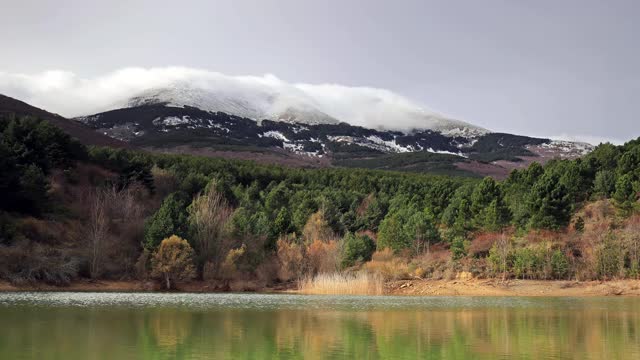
xmin=151 ymin=235 xmax=196 ymax=289
xmin=276 ymin=236 xmax=304 ymax=282
xmin=596 ymin=236 xmax=623 ymax=280
xmin=551 ymin=250 xmax=570 ymax=279
xmin=219 ymin=245 xmax=247 ymax=281
xmin=0 ymin=243 xmax=80 ymax=286
xmin=307 ymin=239 xmax=340 ymax=274
xmin=450 ymin=236 xmax=468 ymax=261
xmin=364 ymin=249 xmax=411 ymax=280
xmin=341 ymin=233 xmax=375 ymax=268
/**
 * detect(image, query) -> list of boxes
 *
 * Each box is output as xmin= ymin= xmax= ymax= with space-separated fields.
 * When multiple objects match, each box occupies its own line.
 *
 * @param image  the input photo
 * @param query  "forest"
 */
xmin=1 ymin=115 xmax=639 ymax=290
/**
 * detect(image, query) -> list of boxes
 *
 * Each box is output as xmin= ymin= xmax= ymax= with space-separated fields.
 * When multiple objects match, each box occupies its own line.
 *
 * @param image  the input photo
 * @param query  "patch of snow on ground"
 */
xmin=262 ymin=131 xmax=290 ymax=142
xmin=152 ymin=116 xmax=193 ymax=126
xmin=439 ymin=126 xmax=488 ymax=138
xmin=542 ymin=140 xmax=594 ymax=156
xmin=425 ymin=148 xmax=468 ymax=158
xmin=366 ymin=135 xmax=411 ymax=153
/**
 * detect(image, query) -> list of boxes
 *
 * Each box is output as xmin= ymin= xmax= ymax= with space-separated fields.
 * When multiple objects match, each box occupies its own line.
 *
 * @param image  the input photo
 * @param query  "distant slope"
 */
xmin=74 ymin=103 xmax=592 ymax=177
xmin=0 ymin=94 xmax=129 ymax=148
xmin=117 ymin=81 xmax=485 ymax=134
xmin=0 ymin=94 xmax=593 ymax=178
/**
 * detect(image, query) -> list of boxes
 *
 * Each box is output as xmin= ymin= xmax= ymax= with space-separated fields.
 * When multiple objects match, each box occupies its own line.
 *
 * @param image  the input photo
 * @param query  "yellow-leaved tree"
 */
xmin=151 ymin=235 xmax=196 ymax=290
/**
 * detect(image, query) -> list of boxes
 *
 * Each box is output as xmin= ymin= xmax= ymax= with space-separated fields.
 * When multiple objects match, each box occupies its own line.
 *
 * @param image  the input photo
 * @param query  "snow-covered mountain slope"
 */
xmin=75 ymin=103 xmax=592 ymax=166
xmin=115 ymin=81 xmax=482 ymax=135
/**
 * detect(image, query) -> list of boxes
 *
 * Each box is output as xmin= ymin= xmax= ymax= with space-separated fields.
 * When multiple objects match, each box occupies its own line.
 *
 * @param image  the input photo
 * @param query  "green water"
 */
xmin=0 ymin=293 xmax=639 ymax=359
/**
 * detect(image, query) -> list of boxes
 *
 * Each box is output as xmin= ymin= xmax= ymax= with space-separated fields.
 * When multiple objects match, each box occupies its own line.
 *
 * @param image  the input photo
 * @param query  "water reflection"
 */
xmin=0 ymin=294 xmax=638 ymax=359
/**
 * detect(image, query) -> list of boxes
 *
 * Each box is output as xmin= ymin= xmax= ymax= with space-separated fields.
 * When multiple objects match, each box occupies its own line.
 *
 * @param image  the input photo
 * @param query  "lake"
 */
xmin=0 ymin=293 xmax=638 ymax=359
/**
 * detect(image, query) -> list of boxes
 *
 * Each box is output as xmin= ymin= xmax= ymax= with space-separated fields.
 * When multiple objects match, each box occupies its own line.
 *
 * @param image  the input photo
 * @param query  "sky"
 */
xmin=0 ymin=0 xmax=638 ymax=144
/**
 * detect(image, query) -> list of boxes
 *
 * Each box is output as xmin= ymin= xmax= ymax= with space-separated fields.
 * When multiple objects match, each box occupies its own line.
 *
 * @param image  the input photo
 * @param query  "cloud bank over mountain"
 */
xmin=0 ymin=67 xmax=476 ymax=133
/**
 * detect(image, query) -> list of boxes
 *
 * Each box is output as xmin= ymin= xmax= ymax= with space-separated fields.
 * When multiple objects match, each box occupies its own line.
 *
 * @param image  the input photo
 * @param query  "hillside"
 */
xmin=75 ymin=102 xmax=591 ymax=177
xmin=0 ymin=93 xmax=592 ymax=178
xmin=0 ymin=94 xmax=129 ymax=149
xmin=0 ymin=112 xmax=639 ymax=291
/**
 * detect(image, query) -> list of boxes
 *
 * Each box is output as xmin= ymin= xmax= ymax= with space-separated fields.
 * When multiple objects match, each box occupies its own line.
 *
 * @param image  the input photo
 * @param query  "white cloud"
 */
xmin=0 ymin=66 xmax=479 ymax=132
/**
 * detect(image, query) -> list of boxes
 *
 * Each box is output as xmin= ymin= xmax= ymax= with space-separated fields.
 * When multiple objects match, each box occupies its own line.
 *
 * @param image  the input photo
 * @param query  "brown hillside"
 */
xmin=0 ymin=94 xmax=129 ymax=148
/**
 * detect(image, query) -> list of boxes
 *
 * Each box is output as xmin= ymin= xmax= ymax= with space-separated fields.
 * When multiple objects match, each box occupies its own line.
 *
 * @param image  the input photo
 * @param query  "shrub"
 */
xmin=488 ymin=235 xmax=511 ymax=279
xmin=450 ymin=236 xmax=468 ymax=261
xmin=219 ymin=244 xmax=246 ymax=280
xmin=596 ymin=235 xmax=623 ymax=280
xmin=551 ymin=250 xmax=570 ymax=279
xmin=0 ymin=243 xmax=80 ymax=286
xmin=307 ymin=239 xmax=340 ymax=274
xmin=302 ymin=210 xmax=334 ymax=243
xmin=574 ymin=217 xmax=585 ymax=233
xmin=341 ymin=232 xmax=375 ymax=268
xmin=151 ymin=235 xmax=196 ymax=290
xmin=364 ymin=249 xmax=411 ymax=280
xmin=512 ymin=247 xmax=537 ymax=279
xmin=276 ymin=236 xmax=304 ymax=281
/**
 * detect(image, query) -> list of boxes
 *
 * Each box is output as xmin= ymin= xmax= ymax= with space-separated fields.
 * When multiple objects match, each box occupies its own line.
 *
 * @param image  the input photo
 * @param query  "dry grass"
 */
xmin=298 ymin=272 xmax=384 ymax=295
xmin=364 ymin=249 xmax=411 ymax=280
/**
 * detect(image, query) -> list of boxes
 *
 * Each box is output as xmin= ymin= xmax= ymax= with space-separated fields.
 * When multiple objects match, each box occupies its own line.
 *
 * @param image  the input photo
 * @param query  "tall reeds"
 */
xmin=298 ymin=272 xmax=384 ymax=295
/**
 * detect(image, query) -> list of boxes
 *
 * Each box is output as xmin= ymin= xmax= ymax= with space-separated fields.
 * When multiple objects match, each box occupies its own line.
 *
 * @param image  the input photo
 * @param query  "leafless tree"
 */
xmin=188 ymin=185 xmax=233 ymax=277
xmin=88 ymin=188 xmax=109 ymax=278
xmin=86 ymin=184 xmax=146 ymax=278
xmin=624 ymin=215 xmax=640 ymax=278
xmin=495 ymin=233 xmax=511 ymax=281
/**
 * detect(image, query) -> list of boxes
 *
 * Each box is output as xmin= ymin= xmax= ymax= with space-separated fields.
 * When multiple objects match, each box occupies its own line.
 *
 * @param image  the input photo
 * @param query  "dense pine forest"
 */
xmin=1 ymin=115 xmax=639 ymax=290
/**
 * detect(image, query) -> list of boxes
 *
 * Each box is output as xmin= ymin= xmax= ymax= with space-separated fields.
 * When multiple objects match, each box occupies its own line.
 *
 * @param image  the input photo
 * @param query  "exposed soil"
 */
xmin=2 ymin=279 xmax=640 ymax=297
xmin=387 ymin=279 xmax=640 ymax=297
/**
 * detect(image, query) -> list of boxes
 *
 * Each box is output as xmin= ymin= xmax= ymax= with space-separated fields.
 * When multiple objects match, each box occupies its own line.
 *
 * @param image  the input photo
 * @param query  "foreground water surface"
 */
xmin=0 ymin=292 xmax=639 ymax=359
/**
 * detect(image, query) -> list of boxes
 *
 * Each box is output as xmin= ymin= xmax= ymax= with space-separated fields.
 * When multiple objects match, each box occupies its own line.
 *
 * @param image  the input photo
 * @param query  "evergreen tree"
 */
xmin=527 ymin=172 xmax=572 ymax=229
xmin=377 ymin=213 xmax=410 ymax=252
xmin=403 ymin=210 xmax=440 ymax=254
xmin=593 ymin=170 xmax=617 ymax=197
xmin=341 ymin=232 xmax=375 ymax=268
xmin=613 ymin=174 xmax=636 ymax=214
xmin=144 ymin=192 xmax=190 ymax=249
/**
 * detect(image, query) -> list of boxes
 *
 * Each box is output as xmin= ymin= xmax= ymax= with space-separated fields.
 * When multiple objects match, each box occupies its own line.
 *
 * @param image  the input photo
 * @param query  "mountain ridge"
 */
xmin=0 ymin=93 xmax=593 ymax=178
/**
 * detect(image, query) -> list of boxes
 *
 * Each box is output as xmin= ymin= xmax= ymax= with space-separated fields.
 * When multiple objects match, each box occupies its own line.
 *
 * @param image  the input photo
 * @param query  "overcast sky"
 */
xmin=1 ymin=0 xmax=638 ymax=144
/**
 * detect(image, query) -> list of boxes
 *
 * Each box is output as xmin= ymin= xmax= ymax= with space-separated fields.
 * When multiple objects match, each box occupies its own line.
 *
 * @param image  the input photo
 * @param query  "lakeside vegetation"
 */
xmin=1 ymin=114 xmax=640 ymax=291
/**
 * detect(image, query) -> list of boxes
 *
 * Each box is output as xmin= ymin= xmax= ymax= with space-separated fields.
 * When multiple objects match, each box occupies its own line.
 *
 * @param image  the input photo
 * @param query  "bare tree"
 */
xmin=188 ymin=185 xmax=233 ymax=277
xmin=494 ymin=233 xmax=511 ymax=281
xmin=88 ymin=188 xmax=109 ymax=278
xmin=624 ymin=215 xmax=640 ymax=279
xmin=86 ymin=184 xmax=146 ymax=279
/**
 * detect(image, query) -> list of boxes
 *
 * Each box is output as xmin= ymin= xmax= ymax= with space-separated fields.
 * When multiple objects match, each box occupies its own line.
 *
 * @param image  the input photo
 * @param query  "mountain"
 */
xmin=0 ymin=91 xmax=592 ymax=178
xmin=116 ymin=81 xmax=484 ymax=133
xmin=0 ymin=94 xmax=129 ymax=149
xmin=75 ymin=100 xmax=592 ymax=178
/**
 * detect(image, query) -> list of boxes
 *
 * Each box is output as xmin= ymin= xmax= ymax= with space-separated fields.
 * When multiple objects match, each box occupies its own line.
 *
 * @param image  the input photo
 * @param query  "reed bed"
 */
xmin=298 ymin=272 xmax=384 ymax=295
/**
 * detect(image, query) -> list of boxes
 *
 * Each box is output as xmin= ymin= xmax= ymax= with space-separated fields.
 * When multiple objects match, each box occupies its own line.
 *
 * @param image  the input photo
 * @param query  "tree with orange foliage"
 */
xmin=302 ymin=210 xmax=333 ymax=244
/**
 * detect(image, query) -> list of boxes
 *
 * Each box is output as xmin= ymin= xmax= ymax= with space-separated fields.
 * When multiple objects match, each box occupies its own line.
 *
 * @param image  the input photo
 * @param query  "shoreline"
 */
xmin=2 ymin=279 xmax=640 ymax=297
